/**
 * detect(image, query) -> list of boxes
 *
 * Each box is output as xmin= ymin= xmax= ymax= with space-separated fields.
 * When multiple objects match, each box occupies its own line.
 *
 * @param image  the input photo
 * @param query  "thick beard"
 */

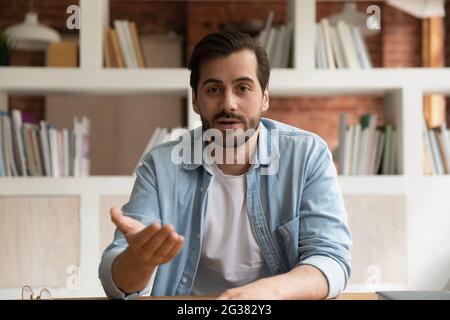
xmin=200 ymin=113 xmax=260 ymax=148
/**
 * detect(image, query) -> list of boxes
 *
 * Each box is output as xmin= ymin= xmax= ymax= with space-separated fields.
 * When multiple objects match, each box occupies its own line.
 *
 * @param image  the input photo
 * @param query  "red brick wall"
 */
xmin=382 ymin=3 xmax=421 ymax=68
xmin=110 ymin=1 xmax=186 ymax=35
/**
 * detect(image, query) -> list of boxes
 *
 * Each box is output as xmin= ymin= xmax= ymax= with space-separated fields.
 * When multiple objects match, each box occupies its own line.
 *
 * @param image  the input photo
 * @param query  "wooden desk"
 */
xmin=133 ymin=293 xmax=379 ymax=300
xmin=61 ymin=293 xmax=379 ymax=300
xmin=335 ymin=293 xmax=378 ymax=300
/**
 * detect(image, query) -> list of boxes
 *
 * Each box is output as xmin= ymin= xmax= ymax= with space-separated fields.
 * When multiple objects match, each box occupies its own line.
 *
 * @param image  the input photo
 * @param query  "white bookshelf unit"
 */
xmin=1 ymin=0 xmax=450 ymax=299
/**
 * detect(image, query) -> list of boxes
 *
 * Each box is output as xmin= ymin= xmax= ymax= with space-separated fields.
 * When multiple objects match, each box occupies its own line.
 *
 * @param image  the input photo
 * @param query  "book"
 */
xmin=30 ymin=126 xmax=43 ymax=176
xmin=321 ymin=19 xmax=336 ymax=70
xmin=316 ymin=23 xmax=327 ymax=68
xmin=330 ymin=26 xmax=346 ymax=68
xmin=336 ymin=20 xmax=360 ymax=69
xmin=129 ymin=21 xmax=146 ymax=68
xmin=39 ymin=121 xmax=51 ymax=176
xmin=280 ymin=22 xmax=293 ymax=68
xmin=428 ymin=128 xmax=444 ymax=174
xmin=11 ymin=109 xmax=27 ymax=176
xmin=108 ymin=28 xmax=125 ymax=68
xmin=2 ymin=115 xmax=17 ymax=176
xmin=62 ymin=129 xmax=70 ymax=176
xmin=81 ymin=117 xmax=90 ymax=176
xmin=47 ymin=41 xmax=78 ymax=67
xmin=22 ymin=124 xmax=35 ymax=176
xmin=365 ymin=114 xmax=378 ymax=174
xmin=258 ymin=10 xmax=274 ymax=48
xmin=48 ymin=126 xmax=59 ymax=177
xmin=351 ymin=26 xmax=372 ymax=69
xmin=271 ymin=25 xmax=286 ymax=68
xmin=114 ymin=20 xmax=136 ymax=68
xmin=381 ymin=125 xmax=393 ymax=175
xmin=373 ymin=131 xmax=385 ymax=174
xmin=343 ymin=124 xmax=354 ymax=175
xmin=103 ymin=29 xmax=115 ymax=68
xmin=423 ymin=130 xmax=435 ymax=175
xmin=351 ymin=124 xmax=361 ymax=175
xmin=338 ymin=113 xmax=347 ymax=174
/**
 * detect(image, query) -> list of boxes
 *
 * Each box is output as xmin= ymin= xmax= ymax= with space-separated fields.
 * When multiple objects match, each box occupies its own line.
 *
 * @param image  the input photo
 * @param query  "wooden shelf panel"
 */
xmin=2 ymin=68 xmax=450 ymax=95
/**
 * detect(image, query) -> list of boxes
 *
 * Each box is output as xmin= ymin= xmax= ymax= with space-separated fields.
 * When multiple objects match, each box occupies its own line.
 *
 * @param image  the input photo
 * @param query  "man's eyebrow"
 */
xmin=202 ymin=78 xmax=222 ymax=86
xmin=202 ymin=77 xmax=256 ymax=86
xmin=234 ymin=76 xmax=255 ymax=84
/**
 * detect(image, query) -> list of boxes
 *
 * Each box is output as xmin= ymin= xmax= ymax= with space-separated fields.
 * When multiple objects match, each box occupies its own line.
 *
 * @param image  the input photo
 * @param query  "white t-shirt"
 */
xmin=191 ymin=163 xmax=272 ymax=295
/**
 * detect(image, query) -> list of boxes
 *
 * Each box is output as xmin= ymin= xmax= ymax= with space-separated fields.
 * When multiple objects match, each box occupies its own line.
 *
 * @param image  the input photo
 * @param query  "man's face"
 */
xmin=192 ymin=49 xmax=269 ymax=145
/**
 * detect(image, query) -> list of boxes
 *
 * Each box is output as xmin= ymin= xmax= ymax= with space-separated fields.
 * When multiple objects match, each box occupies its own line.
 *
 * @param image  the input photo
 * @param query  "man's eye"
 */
xmin=207 ymin=87 xmax=220 ymax=94
xmin=239 ymin=86 xmax=250 ymax=93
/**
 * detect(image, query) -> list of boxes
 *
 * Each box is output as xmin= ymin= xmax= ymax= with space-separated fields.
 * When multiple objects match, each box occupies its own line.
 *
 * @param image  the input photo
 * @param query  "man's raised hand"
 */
xmin=110 ymin=207 xmax=184 ymax=266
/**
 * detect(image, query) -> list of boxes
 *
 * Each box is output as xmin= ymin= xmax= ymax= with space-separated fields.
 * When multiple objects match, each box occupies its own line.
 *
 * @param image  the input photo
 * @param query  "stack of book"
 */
xmin=0 ymin=109 xmax=90 ymax=177
xmin=337 ymin=113 xmax=397 ymax=175
xmin=316 ymin=18 xmax=372 ymax=69
xmin=104 ymin=20 xmax=146 ymax=68
xmin=423 ymin=119 xmax=450 ymax=175
xmin=256 ymin=11 xmax=293 ymax=68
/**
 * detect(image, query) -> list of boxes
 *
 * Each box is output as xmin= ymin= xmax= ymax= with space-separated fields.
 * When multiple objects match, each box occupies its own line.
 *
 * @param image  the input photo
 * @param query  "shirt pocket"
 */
xmin=276 ymin=216 xmax=300 ymax=269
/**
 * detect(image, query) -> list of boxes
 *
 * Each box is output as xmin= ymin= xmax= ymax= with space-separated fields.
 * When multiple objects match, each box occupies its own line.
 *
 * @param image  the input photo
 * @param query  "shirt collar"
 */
xmin=181 ymin=118 xmax=280 ymax=171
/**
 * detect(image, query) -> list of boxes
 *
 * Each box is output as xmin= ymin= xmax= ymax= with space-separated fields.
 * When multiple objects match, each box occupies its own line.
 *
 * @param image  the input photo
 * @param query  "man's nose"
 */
xmin=221 ymin=90 xmax=238 ymax=112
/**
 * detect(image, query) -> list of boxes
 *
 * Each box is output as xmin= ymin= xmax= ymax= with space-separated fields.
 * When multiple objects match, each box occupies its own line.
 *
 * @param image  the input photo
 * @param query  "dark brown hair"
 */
xmin=187 ymin=30 xmax=270 ymax=93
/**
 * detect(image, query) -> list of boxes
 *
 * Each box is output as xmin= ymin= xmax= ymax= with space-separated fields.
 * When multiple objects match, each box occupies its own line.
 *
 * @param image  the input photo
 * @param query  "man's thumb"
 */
xmin=110 ymin=207 xmax=143 ymax=235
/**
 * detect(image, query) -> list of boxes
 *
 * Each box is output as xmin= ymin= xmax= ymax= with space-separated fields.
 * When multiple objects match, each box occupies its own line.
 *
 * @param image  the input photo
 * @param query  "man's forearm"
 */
xmin=112 ymin=248 xmax=156 ymax=294
xmin=271 ymin=264 xmax=329 ymax=300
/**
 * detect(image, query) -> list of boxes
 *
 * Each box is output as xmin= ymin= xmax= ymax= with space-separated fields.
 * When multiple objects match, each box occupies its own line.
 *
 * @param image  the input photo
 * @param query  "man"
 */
xmin=99 ymin=30 xmax=351 ymax=300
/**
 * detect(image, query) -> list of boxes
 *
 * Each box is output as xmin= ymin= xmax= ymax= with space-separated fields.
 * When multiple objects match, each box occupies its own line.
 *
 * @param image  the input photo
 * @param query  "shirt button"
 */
xmin=181 ymin=277 xmax=187 ymax=284
xmin=196 ymin=233 xmax=200 ymax=239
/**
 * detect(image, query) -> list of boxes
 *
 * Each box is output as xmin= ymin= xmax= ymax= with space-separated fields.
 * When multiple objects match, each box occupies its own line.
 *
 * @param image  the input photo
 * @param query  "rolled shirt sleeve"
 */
xmin=99 ymin=247 xmax=154 ymax=300
xmin=298 ymin=255 xmax=347 ymax=299
xmin=297 ymin=141 xmax=352 ymax=299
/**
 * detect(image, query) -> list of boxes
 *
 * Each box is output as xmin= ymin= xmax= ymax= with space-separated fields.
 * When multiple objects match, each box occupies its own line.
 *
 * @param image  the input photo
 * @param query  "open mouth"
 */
xmin=215 ymin=118 xmax=242 ymax=130
xmin=216 ymin=117 xmax=242 ymax=125
xmin=217 ymin=119 xmax=241 ymax=124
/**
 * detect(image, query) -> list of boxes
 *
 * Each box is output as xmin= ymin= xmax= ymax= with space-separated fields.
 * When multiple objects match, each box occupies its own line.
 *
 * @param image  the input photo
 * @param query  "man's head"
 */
xmin=187 ymin=30 xmax=270 ymax=142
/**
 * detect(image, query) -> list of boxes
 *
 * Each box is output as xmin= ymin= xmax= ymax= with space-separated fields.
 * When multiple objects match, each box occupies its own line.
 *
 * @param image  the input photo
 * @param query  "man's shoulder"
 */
xmin=261 ymin=118 xmax=328 ymax=151
xmin=140 ymin=139 xmax=182 ymax=166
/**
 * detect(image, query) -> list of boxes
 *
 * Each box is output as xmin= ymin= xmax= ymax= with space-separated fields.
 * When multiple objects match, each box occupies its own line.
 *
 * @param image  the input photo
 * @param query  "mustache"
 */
xmin=213 ymin=111 xmax=245 ymax=122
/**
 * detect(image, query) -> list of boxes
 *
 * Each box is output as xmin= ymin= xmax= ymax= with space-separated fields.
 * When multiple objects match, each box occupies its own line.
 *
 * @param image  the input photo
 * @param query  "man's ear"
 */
xmin=192 ymin=90 xmax=200 ymax=114
xmin=261 ymin=88 xmax=269 ymax=112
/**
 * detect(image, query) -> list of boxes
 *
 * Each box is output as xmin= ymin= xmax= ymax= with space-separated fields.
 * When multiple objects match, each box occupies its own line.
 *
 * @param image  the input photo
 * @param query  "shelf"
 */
xmin=2 ymin=67 xmax=450 ymax=96
xmin=0 ymin=67 xmax=190 ymax=95
xmin=0 ymin=176 xmax=135 ymax=195
xmin=0 ymin=175 xmax=416 ymax=195
xmin=338 ymin=176 xmax=407 ymax=194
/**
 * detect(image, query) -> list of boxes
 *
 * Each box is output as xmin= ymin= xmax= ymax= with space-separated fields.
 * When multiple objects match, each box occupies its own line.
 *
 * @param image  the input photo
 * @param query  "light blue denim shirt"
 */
xmin=99 ymin=118 xmax=352 ymax=299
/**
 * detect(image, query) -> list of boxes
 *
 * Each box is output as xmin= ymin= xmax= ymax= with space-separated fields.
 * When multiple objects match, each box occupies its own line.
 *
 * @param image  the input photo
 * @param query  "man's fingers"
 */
xmin=160 ymin=234 xmax=184 ymax=263
xmin=110 ymin=207 xmax=145 ymax=236
xmin=132 ymin=223 xmax=162 ymax=247
xmin=152 ymin=232 xmax=181 ymax=258
xmin=142 ymin=224 xmax=175 ymax=255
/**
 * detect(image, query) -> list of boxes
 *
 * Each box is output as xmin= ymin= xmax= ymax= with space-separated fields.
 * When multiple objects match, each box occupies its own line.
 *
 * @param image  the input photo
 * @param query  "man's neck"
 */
xmin=217 ymin=125 xmax=260 ymax=176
